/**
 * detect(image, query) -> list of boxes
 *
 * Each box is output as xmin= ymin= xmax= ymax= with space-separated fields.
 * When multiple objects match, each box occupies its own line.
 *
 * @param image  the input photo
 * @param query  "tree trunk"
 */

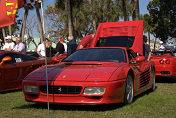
xmin=21 ymin=6 xmax=29 ymax=43
xmin=122 ymin=0 xmax=127 ymax=21
xmin=132 ymin=0 xmax=139 ymax=20
xmin=154 ymin=37 xmax=157 ymax=51
xmin=66 ymin=0 xmax=74 ymax=41
xmin=134 ymin=0 xmax=139 ymax=20
xmin=148 ymin=31 xmax=151 ymax=46
xmin=2 ymin=28 xmax=6 ymax=42
xmin=35 ymin=2 xmax=44 ymax=43
xmin=91 ymin=0 xmax=96 ymax=32
xmin=8 ymin=25 xmax=12 ymax=36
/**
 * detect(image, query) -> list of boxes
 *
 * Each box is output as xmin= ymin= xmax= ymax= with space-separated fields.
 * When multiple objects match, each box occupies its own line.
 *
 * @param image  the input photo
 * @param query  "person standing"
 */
xmin=2 ymin=35 xmax=15 ymax=51
xmin=60 ymin=38 xmax=67 ymax=53
xmin=55 ymin=38 xmax=65 ymax=57
xmin=158 ymin=41 xmax=165 ymax=51
xmin=37 ymin=38 xmax=48 ymax=58
xmin=78 ymin=33 xmax=95 ymax=49
xmin=46 ymin=40 xmax=56 ymax=57
xmin=67 ymin=36 xmax=78 ymax=56
xmin=143 ymin=35 xmax=151 ymax=61
xmin=13 ymin=37 xmax=26 ymax=54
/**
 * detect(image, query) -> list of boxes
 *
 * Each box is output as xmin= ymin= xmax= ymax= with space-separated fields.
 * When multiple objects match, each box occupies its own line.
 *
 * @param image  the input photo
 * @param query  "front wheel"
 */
xmin=124 ymin=74 xmax=134 ymax=104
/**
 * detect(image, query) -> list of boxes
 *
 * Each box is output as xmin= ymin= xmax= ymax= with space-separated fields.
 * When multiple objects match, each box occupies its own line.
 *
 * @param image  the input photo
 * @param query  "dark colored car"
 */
xmin=0 ymin=50 xmax=57 ymax=92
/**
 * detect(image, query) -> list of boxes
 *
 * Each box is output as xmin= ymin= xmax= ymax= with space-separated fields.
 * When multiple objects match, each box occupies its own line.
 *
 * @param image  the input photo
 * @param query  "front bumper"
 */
xmin=22 ymin=80 xmax=126 ymax=104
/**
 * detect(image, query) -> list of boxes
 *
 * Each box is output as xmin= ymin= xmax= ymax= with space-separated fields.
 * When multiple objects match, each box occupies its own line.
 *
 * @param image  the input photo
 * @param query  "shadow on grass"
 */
xmin=13 ymin=102 xmax=125 ymax=111
xmin=0 ymin=89 xmax=22 ymax=94
xmin=156 ymin=76 xmax=176 ymax=83
xmin=14 ymin=88 xmax=156 ymax=112
xmin=133 ymin=87 xmax=157 ymax=103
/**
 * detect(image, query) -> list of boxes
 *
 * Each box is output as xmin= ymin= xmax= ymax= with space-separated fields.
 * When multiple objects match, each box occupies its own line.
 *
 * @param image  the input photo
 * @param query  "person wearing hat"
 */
xmin=54 ymin=38 xmax=65 ymax=57
xmin=60 ymin=38 xmax=67 ymax=53
xmin=2 ymin=35 xmax=15 ymax=51
xmin=13 ymin=37 xmax=26 ymax=54
xmin=143 ymin=35 xmax=151 ymax=61
xmin=158 ymin=41 xmax=165 ymax=51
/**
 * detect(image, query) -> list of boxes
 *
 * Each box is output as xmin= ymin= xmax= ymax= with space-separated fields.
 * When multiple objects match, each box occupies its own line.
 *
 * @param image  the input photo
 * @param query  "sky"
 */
xmin=17 ymin=0 xmax=153 ymax=37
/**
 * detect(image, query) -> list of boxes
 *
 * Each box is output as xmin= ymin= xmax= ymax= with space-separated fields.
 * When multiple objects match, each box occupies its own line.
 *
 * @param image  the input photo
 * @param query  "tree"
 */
xmin=131 ymin=0 xmax=139 ymax=20
xmin=121 ymin=0 xmax=127 ymax=21
xmin=141 ymin=14 xmax=153 ymax=46
xmin=65 ymin=0 xmax=74 ymax=41
xmin=91 ymin=0 xmax=96 ymax=32
xmin=147 ymin=0 xmax=176 ymax=42
xmin=46 ymin=0 xmax=137 ymax=40
xmin=35 ymin=1 xmax=44 ymax=43
xmin=21 ymin=6 xmax=29 ymax=42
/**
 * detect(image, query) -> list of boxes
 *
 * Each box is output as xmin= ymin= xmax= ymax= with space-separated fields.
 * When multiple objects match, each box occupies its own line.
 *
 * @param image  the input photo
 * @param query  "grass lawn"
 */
xmin=0 ymin=78 xmax=176 ymax=118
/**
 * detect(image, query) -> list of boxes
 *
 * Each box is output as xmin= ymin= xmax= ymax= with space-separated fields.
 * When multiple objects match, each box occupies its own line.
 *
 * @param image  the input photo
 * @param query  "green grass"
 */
xmin=1 ymin=78 xmax=176 ymax=118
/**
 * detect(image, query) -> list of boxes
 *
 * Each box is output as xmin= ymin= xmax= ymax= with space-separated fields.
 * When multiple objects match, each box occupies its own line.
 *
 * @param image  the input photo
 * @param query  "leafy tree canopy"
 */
xmin=147 ymin=0 xmax=176 ymax=42
xmin=45 ymin=0 xmax=121 ymax=40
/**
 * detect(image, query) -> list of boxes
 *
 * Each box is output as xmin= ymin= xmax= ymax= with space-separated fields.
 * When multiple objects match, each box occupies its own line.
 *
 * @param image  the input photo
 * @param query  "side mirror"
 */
xmin=131 ymin=56 xmax=145 ymax=63
xmin=0 ymin=56 xmax=12 ymax=65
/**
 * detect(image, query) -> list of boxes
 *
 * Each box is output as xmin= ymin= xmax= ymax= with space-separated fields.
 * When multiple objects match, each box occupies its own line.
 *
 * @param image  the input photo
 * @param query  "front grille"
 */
xmin=140 ymin=69 xmax=150 ymax=88
xmin=40 ymin=86 xmax=82 ymax=94
xmin=161 ymin=71 xmax=170 ymax=74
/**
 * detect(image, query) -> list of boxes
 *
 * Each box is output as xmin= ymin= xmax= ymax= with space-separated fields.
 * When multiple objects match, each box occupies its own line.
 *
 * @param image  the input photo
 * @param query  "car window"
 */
xmin=96 ymin=36 xmax=135 ymax=48
xmin=127 ymin=50 xmax=136 ymax=63
xmin=18 ymin=54 xmax=37 ymax=62
xmin=0 ymin=53 xmax=21 ymax=64
xmin=64 ymin=48 xmax=127 ymax=63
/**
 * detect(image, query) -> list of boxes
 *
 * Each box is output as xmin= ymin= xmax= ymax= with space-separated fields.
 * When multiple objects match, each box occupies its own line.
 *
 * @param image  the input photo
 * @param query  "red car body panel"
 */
xmin=91 ymin=20 xmax=144 ymax=55
xmin=0 ymin=51 xmax=57 ymax=92
xmin=23 ymin=59 xmax=154 ymax=104
xmin=22 ymin=21 xmax=154 ymax=104
xmin=151 ymin=53 xmax=176 ymax=78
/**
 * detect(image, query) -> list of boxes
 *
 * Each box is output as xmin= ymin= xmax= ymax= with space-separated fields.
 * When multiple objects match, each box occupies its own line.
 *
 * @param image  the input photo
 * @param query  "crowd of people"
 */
xmin=1 ymin=35 xmax=26 ymax=54
xmin=0 ymin=34 xmax=95 ymax=58
xmin=0 ymin=34 xmax=168 ymax=61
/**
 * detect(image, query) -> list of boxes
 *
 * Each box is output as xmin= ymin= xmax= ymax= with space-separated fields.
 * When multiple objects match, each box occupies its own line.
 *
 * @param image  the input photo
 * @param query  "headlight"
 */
xmin=24 ymin=85 xmax=39 ymax=93
xmin=83 ymin=87 xmax=105 ymax=95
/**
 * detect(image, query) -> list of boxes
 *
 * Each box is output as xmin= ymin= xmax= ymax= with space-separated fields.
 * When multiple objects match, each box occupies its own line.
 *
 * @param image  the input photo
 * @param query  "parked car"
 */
xmin=22 ymin=21 xmax=155 ymax=105
xmin=0 ymin=50 xmax=57 ymax=92
xmin=151 ymin=50 xmax=176 ymax=78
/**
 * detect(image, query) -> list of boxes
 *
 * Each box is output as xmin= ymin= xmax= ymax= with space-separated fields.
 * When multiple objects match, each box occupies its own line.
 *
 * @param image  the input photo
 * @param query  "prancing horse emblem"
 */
xmin=58 ymin=87 xmax=62 ymax=92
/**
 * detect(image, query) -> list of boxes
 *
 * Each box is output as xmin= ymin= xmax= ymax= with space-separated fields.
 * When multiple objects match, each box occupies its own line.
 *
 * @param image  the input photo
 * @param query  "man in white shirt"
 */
xmin=37 ymin=38 xmax=48 ymax=58
xmin=2 ymin=35 xmax=15 ymax=51
xmin=13 ymin=37 xmax=26 ymax=54
xmin=37 ymin=42 xmax=45 ymax=57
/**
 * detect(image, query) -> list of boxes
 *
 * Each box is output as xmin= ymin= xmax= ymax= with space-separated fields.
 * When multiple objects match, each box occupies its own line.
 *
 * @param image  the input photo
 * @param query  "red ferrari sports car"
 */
xmin=22 ymin=21 xmax=155 ymax=105
xmin=151 ymin=51 xmax=176 ymax=78
xmin=0 ymin=51 xmax=57 ymax=92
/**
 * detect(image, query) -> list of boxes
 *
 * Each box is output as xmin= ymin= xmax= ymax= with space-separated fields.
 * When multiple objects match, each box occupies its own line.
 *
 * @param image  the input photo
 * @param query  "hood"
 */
xmin=91 ymin=21 xmax=143 ymax=55
xmin=25 ymin=62 xmax=121 ymax=82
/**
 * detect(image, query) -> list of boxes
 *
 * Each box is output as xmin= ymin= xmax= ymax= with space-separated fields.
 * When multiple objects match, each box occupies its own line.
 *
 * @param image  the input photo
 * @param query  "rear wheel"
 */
xmin=124 ymin=74 xmax=134 ymax=104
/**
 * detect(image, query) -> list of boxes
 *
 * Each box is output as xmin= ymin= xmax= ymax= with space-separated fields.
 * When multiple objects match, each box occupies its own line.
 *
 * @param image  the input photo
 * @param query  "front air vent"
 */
xmin=40 ymin=86 xmax=82 ymax=94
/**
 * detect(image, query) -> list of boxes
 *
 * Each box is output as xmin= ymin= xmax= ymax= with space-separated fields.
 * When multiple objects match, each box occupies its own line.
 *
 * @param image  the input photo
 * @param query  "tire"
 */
xmin=124 ymin=74 xmax=134 ymax=104
xmin=151 ymin=69 xmax=156 ymax=91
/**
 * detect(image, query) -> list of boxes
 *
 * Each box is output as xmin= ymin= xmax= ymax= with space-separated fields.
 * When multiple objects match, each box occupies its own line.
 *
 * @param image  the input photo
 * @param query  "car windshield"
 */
xmin=63 ymin=48 xmax=127 ymax=63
